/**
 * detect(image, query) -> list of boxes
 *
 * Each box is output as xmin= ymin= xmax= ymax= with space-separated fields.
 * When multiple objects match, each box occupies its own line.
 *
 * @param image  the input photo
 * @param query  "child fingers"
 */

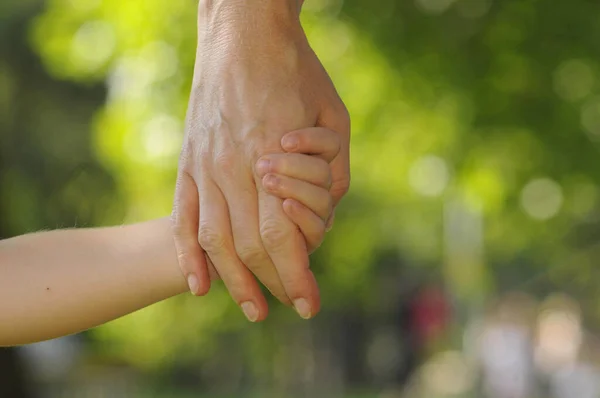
xmin=256 ymin=153 xmax=331 ymax=189
xmin=280 ymin=127 xmax=341 ymax=162
xmin=262 ymin=174 xmax=333 ymax=221
xmin=282 ymin=199 xmax=326 ymax=254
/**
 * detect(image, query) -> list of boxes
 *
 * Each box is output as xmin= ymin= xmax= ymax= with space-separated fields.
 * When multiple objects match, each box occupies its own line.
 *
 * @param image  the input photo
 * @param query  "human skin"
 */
xmin=172 ymin=0 xmax=350 ymax=323
xmin=0 ymin=127 xmax=340 ymax=345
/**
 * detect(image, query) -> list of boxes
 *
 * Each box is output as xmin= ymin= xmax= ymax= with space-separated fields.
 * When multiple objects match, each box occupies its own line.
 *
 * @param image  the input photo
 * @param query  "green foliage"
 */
xmin=5 ymin=0 xmax=600 ymax=377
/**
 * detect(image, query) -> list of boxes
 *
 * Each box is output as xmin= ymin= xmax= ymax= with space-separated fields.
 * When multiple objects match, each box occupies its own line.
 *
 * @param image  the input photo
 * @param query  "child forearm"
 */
xmin=0 ymin=218 xmax=187 ymax=346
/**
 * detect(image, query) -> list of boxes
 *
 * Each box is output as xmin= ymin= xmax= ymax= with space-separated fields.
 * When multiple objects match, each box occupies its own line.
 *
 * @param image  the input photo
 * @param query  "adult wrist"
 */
xmin=197 ymin=0 xmax=302 ymax=28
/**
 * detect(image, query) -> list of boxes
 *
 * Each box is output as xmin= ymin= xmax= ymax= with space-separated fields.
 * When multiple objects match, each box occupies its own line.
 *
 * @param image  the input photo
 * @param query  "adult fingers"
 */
xmin=206 ymin=255 xmax=220 ymax=281
xmin=217 ymin=166 xmax=291 ymax=307
xmin=172 ymin=170 xmax=210 ymax=296
xmin=262 ymin=173 xmax=333 ymax=221
xmin=282 ymin=198 xmax=326 ymax=253
xmin=198 ymin=175 xmax=269 ymax=322
xmin=258 ymin=190 xmax=320 ymax=319
xmin=256 ymin=153 xmax=331 ymax=189
xmin=280 ymin=127 xmax=341 ymax=162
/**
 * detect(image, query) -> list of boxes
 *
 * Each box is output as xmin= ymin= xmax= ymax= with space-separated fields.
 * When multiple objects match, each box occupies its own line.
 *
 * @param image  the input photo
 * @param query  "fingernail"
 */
xmin=255 ymin=159 xmax=271 ymax=176
xmin=187 ymin=274 xmax=199 ymax=295
xmin=241 ymin=301 xmax=259 ymax=322
xmin=282 ymin=135 xmax=298 ymax=151
xmin=264 ymin=174 xmax=279 ymax=189
xmin=294 ymin=298 xmax=312 ymax=320
xmin=282 ymin=198 xmax=297 ymax=213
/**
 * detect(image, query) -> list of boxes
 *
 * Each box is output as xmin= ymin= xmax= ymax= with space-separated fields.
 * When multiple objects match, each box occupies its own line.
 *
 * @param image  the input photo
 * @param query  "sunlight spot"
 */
xmin=554 ymin=59 xmax=594 ymax=102
xmin=140 ymin=41 xmax=179 ymax=81
xmin=107 ymin=56 xmax=154 ymax=101
xmin=142 ymin=114 xmax=182 ymax=161
xmin=70 ymin=21 xmax=115 ymax=72
xmin=421 ymin=351 xmax=474 ymax=395
xmin=324 ymin=23 xmax=353 ymax=61
xmin=409 ymin=155 xmax=450 ymax=197
xmin=535 ymin=307 xmax=582 ymax=373
xmin=520 ymin=178 xmax=563 ymax=220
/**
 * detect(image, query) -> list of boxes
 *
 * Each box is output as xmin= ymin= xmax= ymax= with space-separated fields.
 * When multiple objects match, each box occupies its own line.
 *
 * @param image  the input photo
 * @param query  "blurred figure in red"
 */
xmin=409 ymin=283 xmax=452 ymax=353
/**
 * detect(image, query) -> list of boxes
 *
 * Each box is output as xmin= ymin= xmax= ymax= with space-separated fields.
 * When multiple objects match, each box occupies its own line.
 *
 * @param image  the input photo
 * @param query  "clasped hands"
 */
xmin=171 ymin=0 xmax=350 ymax=322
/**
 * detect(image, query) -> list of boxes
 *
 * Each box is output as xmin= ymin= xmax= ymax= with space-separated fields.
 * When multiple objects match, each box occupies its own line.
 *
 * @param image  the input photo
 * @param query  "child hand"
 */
xmin=254 ymin=127 xmax=340 ymax=253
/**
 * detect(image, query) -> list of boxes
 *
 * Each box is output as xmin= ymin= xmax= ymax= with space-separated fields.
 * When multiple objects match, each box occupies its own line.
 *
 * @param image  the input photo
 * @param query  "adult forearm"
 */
xmin=0 ymin=218 xmax=186 ymax=346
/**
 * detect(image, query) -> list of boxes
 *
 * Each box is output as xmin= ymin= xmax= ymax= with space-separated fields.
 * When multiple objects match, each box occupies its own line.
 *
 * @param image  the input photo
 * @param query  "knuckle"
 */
xmin=325 ymin=100 xmax=351 ymax=136
xmin=260 ymin=219 xmax=291 ymax=248
xmin=332 ymin=176 xmax=351 ymax=199
xmin=337 ymin=104 xmax=351 ymax=131
xmin=175 ymin=249 xmax=193 ymax=268
xmin=171 ymin=215 xmax=194 ymax=243
xmin=198 ymin=226 xmax=227 ymax=252
xmin=236 ymin=243 xmax=268 ymax=267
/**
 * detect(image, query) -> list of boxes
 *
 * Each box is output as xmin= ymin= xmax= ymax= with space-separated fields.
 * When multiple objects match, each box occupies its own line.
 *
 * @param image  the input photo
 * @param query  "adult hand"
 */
xmin=172 ymin=0 xmax=350 ymax=322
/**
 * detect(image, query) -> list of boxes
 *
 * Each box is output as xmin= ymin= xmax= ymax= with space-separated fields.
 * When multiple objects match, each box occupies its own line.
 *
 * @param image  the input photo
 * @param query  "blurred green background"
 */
xmin=2 ymin=0 xmax=600 ymax=397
